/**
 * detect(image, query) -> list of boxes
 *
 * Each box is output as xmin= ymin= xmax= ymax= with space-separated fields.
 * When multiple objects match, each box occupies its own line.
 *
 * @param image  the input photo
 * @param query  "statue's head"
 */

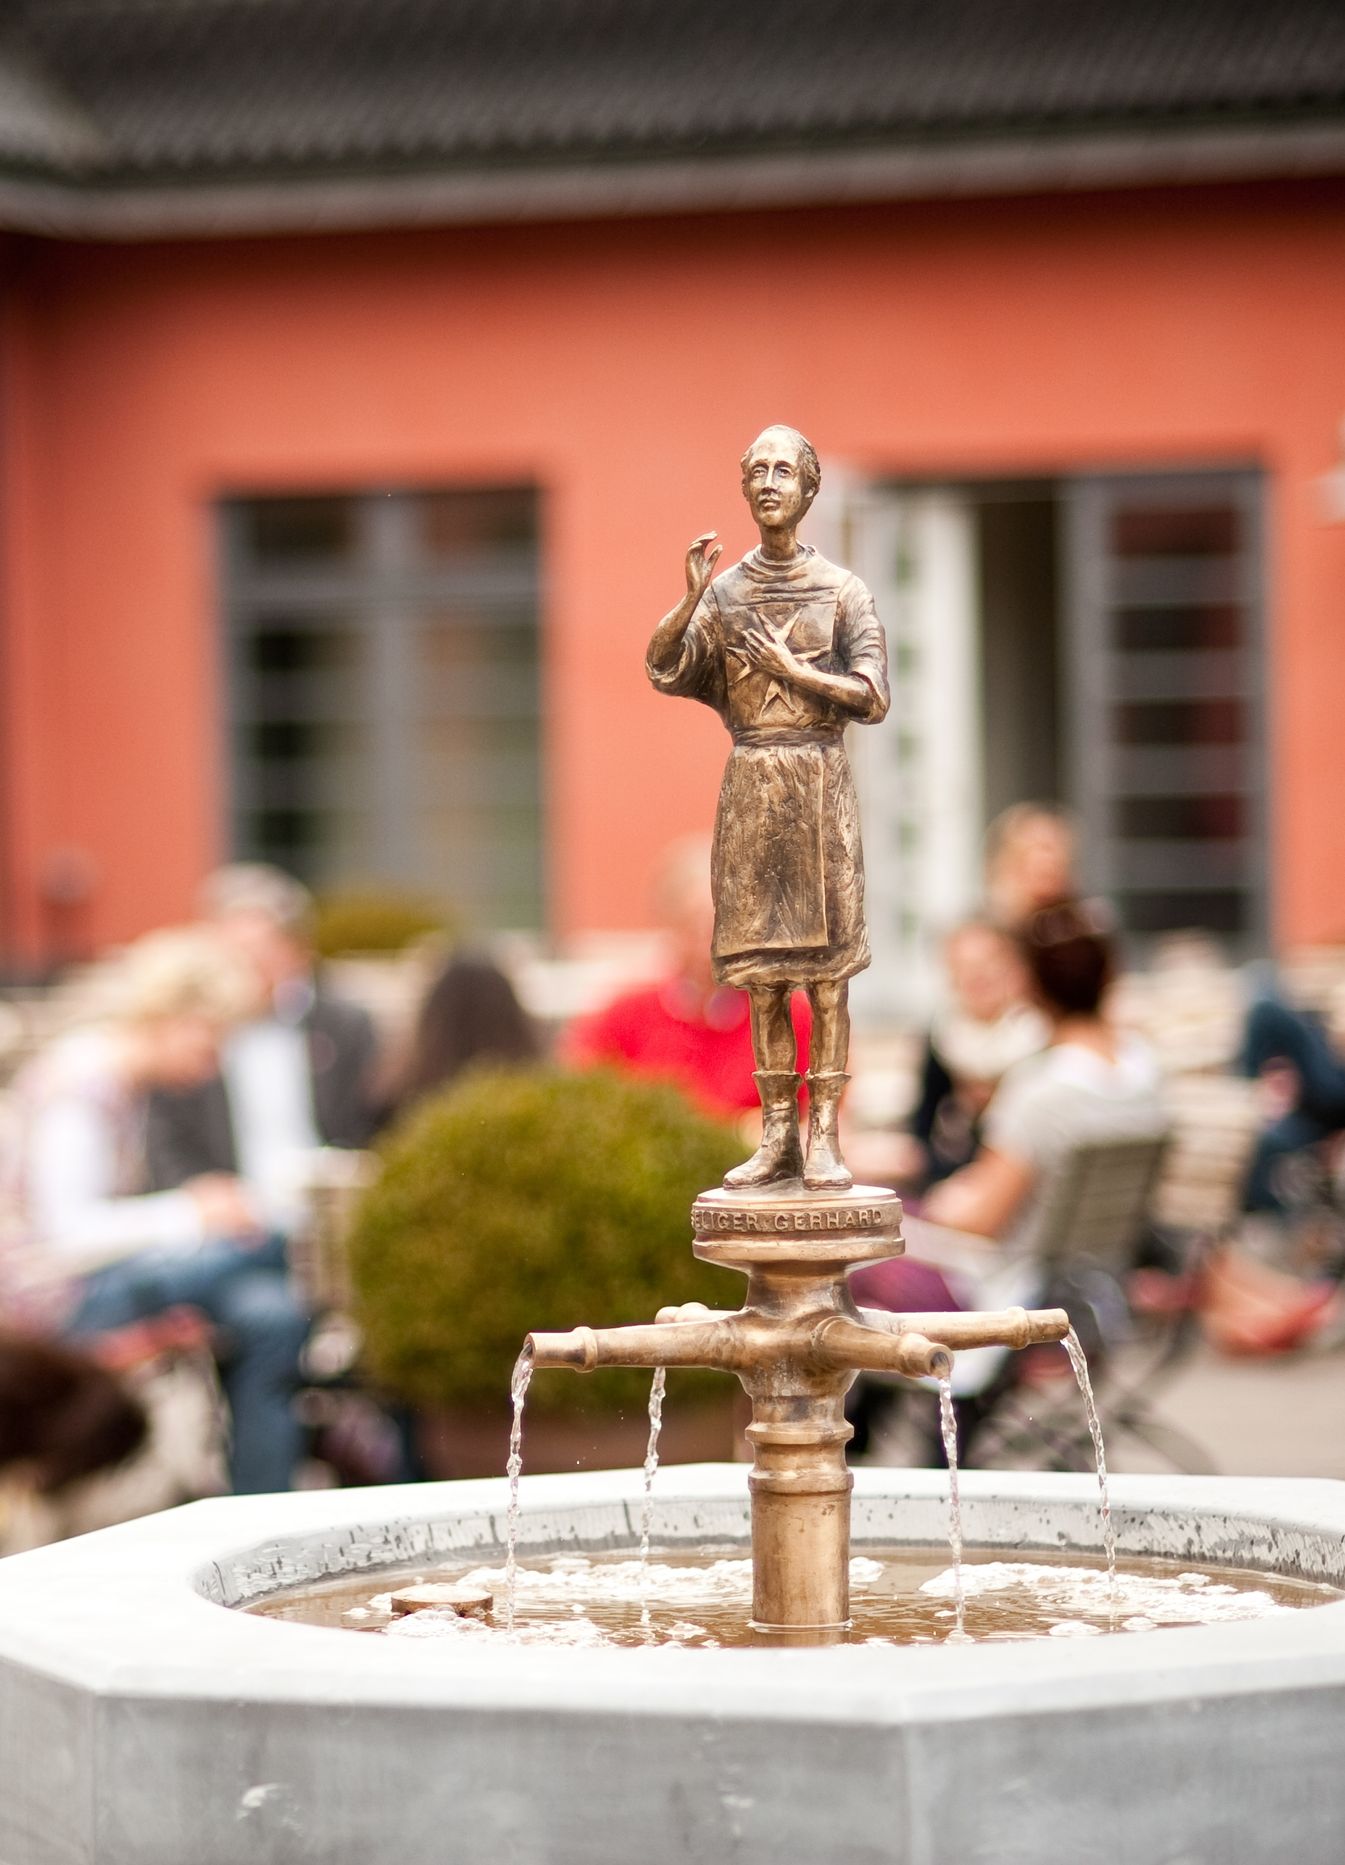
xmin=740 ymin=425 xmax=820 ymax=534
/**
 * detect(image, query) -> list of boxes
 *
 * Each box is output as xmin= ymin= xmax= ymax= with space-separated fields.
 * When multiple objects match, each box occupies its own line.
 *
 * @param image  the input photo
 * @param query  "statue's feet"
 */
xmin=802 ymin=1069 xmax=853 ymax=1191
xmin=724 ymin=1130 xmax=803 ymax=1190
xmin=724 ymin=1070 xmax=803 ymax=1188
xmin=801 ymin=1141 xmax=853 ymax=1192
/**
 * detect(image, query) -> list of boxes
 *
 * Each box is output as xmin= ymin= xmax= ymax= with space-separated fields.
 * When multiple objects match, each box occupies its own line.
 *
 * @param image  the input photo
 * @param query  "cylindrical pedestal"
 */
xmin=746 ymin=1405 xmax=854 ymax=1637
xmin=689 ymin=1181 xmax=904 ymax=1642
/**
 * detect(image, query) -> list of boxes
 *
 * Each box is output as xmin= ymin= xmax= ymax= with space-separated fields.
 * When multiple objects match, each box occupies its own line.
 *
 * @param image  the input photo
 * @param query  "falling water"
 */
xmin=1062 ymin=1327 xmax=1117 ymax=1597
xmin=638 ymin=1366 xmax=667 ymax=1570
xmin=937 ymin=1378 xmax=970 ymax=1643
xmin=503 ymin=1348 xmax=534 ymax=1634
xmin=637 ymin=1366 xmax=667 ymax=1637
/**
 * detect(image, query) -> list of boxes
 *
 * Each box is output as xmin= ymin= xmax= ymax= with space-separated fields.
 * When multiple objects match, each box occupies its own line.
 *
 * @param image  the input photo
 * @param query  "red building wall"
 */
xmin=2 ymin=179 xmax=1344 ymax=962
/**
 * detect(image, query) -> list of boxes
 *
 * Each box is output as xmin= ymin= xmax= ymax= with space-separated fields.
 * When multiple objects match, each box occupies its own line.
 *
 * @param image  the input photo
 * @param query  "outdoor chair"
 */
xmin=943 ymin=1130 xmax=1175 ymax=1471
xmin=971 ymin=1079 xmax=1275 ymax=1473
xmin=851 ymin=1129 xmax=1176 ymax=1473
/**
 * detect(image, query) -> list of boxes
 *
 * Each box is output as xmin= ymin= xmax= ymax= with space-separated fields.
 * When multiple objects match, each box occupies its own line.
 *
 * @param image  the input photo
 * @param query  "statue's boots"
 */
xmin=724 ymin=1071 xmax=803 ymax=1189
xmin=803 ymin=1070 xmax=853 ymax=1191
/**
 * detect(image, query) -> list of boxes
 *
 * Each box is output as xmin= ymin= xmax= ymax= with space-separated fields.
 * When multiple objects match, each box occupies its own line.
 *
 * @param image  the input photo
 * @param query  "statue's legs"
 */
xmin=723 ymin=985 xmax=803 ymax=1189
xmin=803 ymin=980 xmax=853 ymax=1191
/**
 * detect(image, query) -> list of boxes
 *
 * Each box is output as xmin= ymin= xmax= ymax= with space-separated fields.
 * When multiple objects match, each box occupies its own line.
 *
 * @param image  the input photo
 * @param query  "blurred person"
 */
xmin=854 ymin=902 xmax=1166 ymax=1326
xmin=383 ymin=951 xmax=541 ymax=1121
xmin=861 ymin=904 xmax=1336 ymax=1372
xmin=147 ymin=863 xmax=379 ymax=1234
xmin=6 ymin=928 xmax=309 ymax=1494
xmin=561 ymin=836 xmax=808 ymax=1122
xmin=900 ymin=919 xmax=1049 ymax=1188
xmin=1239 ymin=991 xmax=1345 ymax=1219
xmin=984 ymin=802 xmax=1079 ymax=932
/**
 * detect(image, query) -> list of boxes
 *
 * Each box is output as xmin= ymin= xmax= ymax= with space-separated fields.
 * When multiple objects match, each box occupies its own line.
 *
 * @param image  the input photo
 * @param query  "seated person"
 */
xmin=6 ymin=928 xmax=310 ymax=1495
xmin=1240 ymin=990 xmax=1345 ymax=1217
xmin=147 ymin=864 xmax=380 ymax=1234
xmin=858 ymin=906 xmax=1338 ymax=1396
xmin=899 ymin=919 xmax=1048 ymax=1189
xmin=382 ymin=952 xmax=541 ymax=1124
xmin=852 ymin=901 xmax=1169 ymax=1426
xmin=561 ymin=835 xmax=809 ymax=1122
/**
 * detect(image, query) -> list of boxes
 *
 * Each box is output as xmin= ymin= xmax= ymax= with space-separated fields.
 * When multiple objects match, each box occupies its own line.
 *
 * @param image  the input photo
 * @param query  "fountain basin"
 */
xmin=2 ymin=1466 xmax=1344 ymax=1863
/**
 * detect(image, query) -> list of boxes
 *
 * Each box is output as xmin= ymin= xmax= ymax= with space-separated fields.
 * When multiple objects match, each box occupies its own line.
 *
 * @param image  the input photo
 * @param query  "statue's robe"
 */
xmin=647 ymin=545 xmax=889 ymax=987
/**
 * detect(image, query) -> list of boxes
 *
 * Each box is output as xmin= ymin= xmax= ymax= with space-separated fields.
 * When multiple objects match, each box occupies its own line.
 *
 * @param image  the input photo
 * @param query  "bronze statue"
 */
xmin=647 ymin=426 xmax=890 ymax=1192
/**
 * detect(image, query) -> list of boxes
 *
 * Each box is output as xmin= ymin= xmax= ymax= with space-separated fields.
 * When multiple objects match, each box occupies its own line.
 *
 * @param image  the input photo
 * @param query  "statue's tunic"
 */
xmin=647 ymin=545 xmax=889 ymax=988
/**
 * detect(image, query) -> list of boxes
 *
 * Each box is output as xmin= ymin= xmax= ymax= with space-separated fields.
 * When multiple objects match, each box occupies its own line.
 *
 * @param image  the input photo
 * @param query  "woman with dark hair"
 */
xmin=855 ymin=904 xmax=1336 ymax=1404
xmin=857 ymin=904 xmax=1161 ymax=1266
xmin=390 ymin=955 xmax=541 ymax=1116
xmin=909 ymin=899 xmax=1166 ymax=1270
xmin=849 ymin=899 xmax=1167 ymax=1455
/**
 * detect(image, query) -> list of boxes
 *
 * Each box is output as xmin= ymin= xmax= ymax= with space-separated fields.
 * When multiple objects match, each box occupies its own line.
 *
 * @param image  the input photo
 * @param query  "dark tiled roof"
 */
xmin=3 ymin=0 xmax=1344 ymax=184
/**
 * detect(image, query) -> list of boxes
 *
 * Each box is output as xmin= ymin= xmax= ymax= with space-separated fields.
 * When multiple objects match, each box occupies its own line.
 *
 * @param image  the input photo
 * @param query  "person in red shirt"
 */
xmin=561 ymin=837 xmax=809 ymax=1122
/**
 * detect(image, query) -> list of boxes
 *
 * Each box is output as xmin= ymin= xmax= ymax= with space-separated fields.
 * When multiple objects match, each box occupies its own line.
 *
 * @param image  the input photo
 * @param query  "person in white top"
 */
xmin=7 ymin=929 xmax=310 ymax=1494
xmin=850 ymin=899 xmax=1168 ymax=1444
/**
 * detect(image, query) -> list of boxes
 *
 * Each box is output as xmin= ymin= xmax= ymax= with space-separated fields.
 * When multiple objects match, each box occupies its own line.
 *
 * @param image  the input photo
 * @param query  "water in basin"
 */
xmin=247 ymin=1545 xmax=1339 ymax=1649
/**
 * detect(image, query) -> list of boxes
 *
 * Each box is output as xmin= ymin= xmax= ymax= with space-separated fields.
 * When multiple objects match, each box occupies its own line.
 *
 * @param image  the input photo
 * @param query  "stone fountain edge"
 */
xmin=3 ymin=1467 xmax=1345 ymax=1865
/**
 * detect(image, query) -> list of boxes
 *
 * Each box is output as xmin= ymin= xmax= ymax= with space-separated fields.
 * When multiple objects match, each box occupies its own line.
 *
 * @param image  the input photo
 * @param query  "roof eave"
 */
xmin=2 ymin=119 xmax=1344 ymax=240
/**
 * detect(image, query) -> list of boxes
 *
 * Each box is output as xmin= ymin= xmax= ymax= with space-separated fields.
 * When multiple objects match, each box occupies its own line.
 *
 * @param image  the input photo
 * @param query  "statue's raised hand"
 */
xmin=684 ymin=531 xmax=723 ymax=603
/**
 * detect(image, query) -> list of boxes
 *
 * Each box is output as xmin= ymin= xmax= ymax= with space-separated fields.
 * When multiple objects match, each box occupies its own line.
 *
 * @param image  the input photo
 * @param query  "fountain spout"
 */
xmin=525 ymin=1316 xmax=738 ymax=1374
xmin=524 ymin=1183 xmax=1073 ymax=1641
xmin=857 ymin=1305 xmax=1071 ymax=1353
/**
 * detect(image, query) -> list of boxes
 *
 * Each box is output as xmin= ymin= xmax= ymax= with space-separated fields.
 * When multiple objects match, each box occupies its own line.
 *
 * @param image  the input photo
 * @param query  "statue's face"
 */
xmin=742 ymin=434 xmax=813 ymax=532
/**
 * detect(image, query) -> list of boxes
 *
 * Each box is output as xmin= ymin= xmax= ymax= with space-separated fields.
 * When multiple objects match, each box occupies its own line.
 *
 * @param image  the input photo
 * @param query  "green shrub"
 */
xmin=312 ymin=888 xmax=455 ymax=957
xmin=348 ymin=1067 xmax=743 ymax=1415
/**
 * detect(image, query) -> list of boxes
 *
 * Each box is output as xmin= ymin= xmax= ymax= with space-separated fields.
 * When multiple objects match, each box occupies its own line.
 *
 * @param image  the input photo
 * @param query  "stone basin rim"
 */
xmin=2 ymin=1466 xmax=1344 ymax=1718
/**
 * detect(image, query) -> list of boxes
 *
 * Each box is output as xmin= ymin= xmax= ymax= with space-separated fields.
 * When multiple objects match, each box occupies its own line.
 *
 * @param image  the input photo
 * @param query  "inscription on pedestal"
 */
xmin=690 ymin=1182 xmax=903 ymax=1257
xmin=692 ymin=1202 xmax=889 ymax=1235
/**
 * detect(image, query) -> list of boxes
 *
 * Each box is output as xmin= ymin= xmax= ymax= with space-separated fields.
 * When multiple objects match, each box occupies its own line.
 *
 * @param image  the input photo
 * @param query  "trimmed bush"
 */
xmin=348 ymin=1067 xmax=744 ymax=1415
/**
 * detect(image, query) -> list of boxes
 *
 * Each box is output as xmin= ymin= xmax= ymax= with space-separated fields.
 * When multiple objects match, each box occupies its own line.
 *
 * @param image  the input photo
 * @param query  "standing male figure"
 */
xmin=646 ymin=426 xmax=890 ymax=1190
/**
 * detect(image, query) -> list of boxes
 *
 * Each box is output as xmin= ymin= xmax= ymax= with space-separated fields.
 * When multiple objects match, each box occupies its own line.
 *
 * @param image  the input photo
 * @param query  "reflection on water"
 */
xmin=247 ymin=1545 xmax=1339 ymax=1650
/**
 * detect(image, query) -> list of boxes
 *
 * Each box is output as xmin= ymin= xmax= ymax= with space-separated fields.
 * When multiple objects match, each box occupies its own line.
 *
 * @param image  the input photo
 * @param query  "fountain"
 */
xmin=524 ymin=1186 xmax=1068 ymax=1640
xmin=522 ymin=421 xmax=1070 ymax=1641
xmin=2 ymin=428 xmax=1344 ymax=1861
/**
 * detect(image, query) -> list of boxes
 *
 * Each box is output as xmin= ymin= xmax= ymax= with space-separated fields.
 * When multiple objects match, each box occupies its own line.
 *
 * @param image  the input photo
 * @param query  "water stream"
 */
xmin=500 ymin=1326 xmax=1116 ymax=1639
xmin=503 ymin=1349 xmax=534 ymax=1634
xmin=936 ymin=1378 xmax=970 ymax=1642
xmin=1062 ymin=1326 xmax=1117 ymax=1597
xmin=637 ymin=1366 xmax=667 ymax=1635
xmin=638 ymin=1367 xmax=667 ymax=1567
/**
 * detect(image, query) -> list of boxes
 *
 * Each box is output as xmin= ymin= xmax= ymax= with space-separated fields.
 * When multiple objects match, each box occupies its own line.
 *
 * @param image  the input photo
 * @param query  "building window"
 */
xmin=1063 ymin=471 xmax=1265 ymax=946
xmin=220 ymin=488 xmax=542 ymax=930
xmin=830 ymin=466 xmax=1266 ymax=1018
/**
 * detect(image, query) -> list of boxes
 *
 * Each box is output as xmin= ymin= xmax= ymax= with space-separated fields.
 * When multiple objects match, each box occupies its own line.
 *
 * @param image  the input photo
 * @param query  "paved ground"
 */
xmin=1101 ymin=1336 xmax=1345 ymax=1480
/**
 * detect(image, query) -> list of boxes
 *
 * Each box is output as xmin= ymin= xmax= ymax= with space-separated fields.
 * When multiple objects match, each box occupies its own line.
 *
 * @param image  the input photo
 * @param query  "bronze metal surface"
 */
xmin=523 ymin=433 xmax=1073 ymax=1641
xmin=525 ymin=1182 xmax=1069 ymax=1639
xmin=645 ymin=425 xmax=890 ymax=1191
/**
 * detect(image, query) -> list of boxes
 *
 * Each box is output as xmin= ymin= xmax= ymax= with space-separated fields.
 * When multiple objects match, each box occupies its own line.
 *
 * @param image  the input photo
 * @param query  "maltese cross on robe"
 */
xmin=726 ymin=603 xmax=830 ymax=718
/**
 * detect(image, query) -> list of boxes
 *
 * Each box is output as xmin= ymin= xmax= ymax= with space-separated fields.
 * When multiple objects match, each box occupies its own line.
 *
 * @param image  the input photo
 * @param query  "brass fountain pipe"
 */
xmin=529 ymin=1309 xmax=962 ymax=1383
xmin=525 ymin=1291 xmax=1074 ymax=1641
xmin=811 ymin=1316 xmax=953 ymax=1382
xmin=856 ymin=1305 xmax=1071 ymax=1352
xmin=525 ymin=1317 xmax=740 ymax=1374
